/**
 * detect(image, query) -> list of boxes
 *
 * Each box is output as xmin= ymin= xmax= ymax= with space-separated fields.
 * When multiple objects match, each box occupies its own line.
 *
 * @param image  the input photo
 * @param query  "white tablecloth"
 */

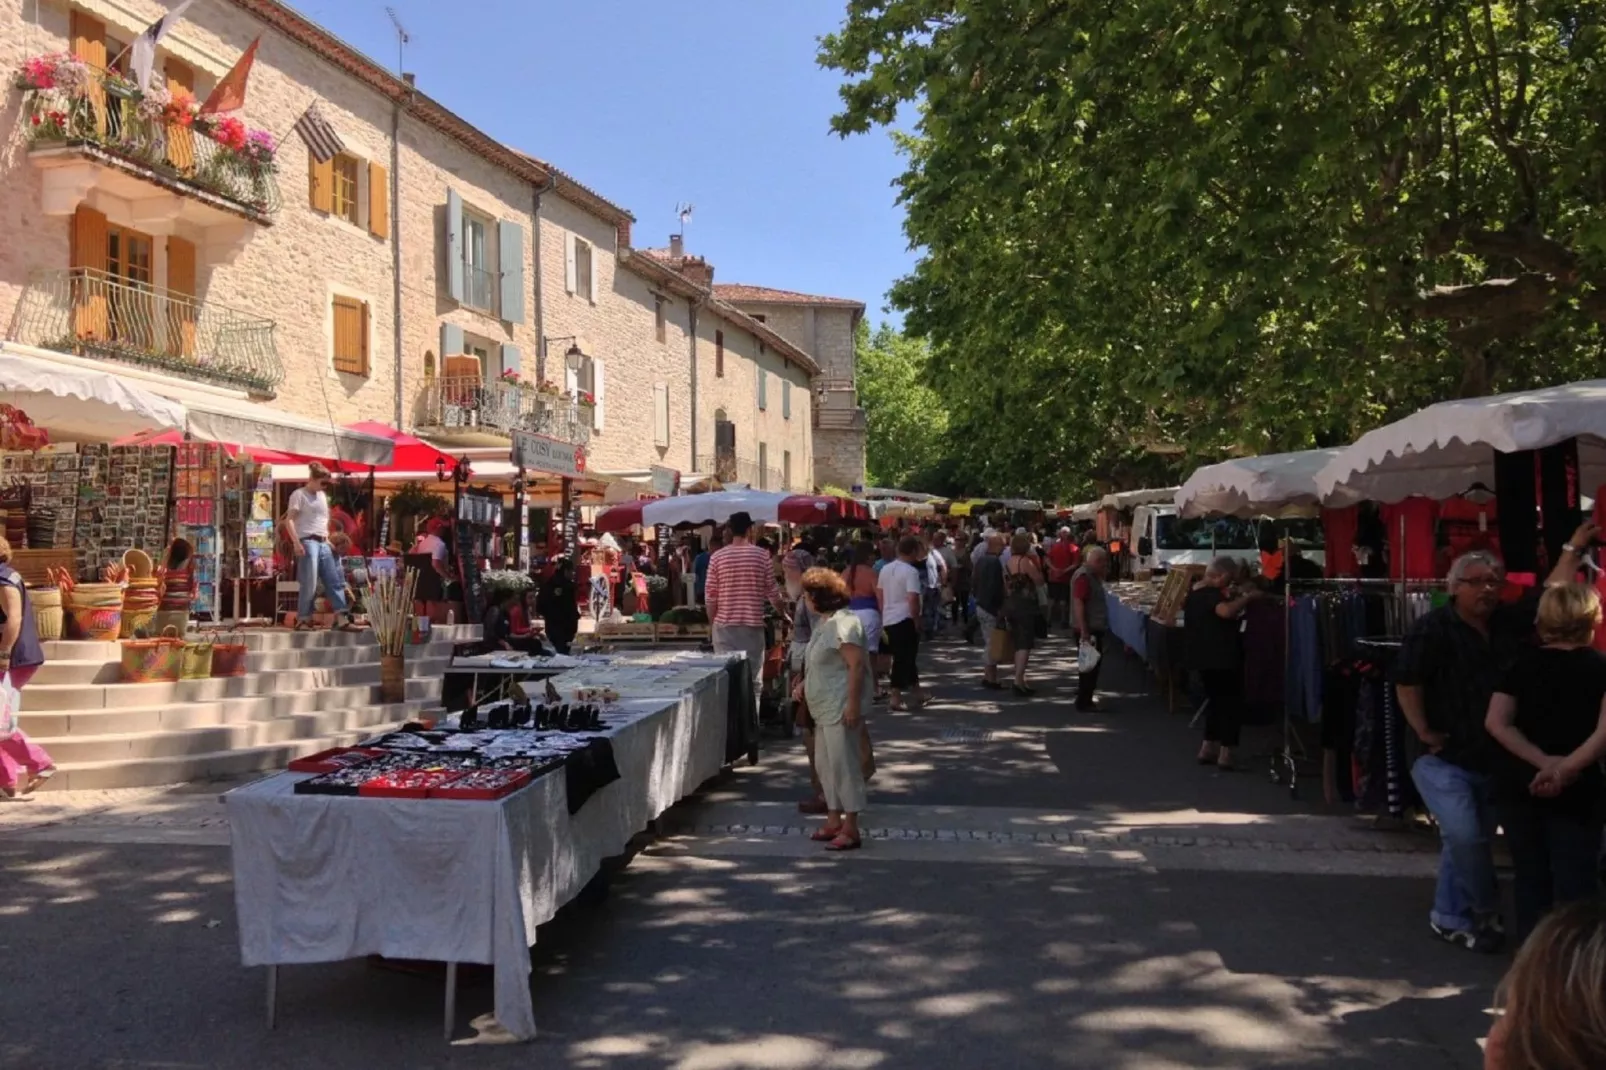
xmin=224 ymin=666 xmax=729 ymax=1040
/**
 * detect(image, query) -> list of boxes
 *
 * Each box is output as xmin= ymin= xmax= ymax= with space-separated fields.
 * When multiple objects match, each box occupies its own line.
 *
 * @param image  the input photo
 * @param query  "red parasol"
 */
xmin=114 ymin=428 xmax=315 ymax=465
xmin=333 ymin=422 xmax=457 ymax=474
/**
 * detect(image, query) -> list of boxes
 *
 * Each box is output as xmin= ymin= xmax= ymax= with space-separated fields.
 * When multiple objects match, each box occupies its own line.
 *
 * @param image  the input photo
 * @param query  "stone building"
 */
xmin=713 ymin=283 xmax=867 ymax=491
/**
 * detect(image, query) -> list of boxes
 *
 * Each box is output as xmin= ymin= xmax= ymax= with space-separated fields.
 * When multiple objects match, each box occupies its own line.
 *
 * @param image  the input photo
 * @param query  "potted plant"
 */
xmin=646 ymin=574 xmax=673 ymax=620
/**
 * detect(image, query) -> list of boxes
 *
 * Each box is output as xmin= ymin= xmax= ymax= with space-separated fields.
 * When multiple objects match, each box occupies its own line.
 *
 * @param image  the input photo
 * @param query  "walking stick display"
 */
xmin=368 ymin=567 xmax=419 ymax=704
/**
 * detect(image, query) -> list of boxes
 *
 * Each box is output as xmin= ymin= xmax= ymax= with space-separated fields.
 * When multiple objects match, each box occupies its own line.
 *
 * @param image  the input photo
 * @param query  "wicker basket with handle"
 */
xmin=120 ymin=627 xmax=183 ymax=683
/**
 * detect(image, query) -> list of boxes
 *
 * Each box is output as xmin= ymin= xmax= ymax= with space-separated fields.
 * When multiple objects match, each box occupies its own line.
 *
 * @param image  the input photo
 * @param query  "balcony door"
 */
xmin=714 ymin=415 xmax=737 ymax=483
xmin=106 ymin=223 xmax=155 ymax=349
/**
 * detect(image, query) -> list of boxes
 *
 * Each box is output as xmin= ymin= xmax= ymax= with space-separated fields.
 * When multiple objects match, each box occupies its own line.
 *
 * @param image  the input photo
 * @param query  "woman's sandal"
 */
xmin=810 ymin=826 xmax=845 ymax=842
xmin=824 ymin=834 xmax=862 ymax=851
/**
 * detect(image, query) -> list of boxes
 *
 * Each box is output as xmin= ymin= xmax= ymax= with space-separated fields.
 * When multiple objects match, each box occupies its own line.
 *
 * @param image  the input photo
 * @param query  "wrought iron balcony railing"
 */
xmin=9 ymin=268 xmax=282 ymax=395
xmin=695 ymin=454 xmax=786 ymax=491
xmin=20 ymin=61 xmax=280 ymax=220
xmin=417 ymin=376 xmax=592 ymax=445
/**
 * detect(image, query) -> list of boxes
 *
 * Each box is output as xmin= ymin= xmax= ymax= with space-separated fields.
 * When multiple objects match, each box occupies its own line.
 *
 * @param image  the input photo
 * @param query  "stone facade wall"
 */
xmin=694 ymin=310 xmax=813 ymax=490
xmin=0 ymin=0 xmax=403 ymax=424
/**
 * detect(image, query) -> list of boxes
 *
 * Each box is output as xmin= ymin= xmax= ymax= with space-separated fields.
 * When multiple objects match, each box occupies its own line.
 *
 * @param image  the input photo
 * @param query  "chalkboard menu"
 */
xmin=454 ymin=517 xmax=485 ymax=624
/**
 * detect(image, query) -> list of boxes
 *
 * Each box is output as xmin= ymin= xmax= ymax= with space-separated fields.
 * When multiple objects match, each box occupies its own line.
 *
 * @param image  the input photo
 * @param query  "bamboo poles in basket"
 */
xmin=368 ymin=567 xmax=419 ymax=703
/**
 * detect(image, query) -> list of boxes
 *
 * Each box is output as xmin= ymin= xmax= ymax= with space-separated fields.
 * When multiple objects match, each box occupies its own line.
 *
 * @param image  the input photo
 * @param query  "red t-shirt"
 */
xmin=1047 ymin=541 xmax=1080 ymax=581
xmin=1072 ymin=574 xmax=1092 ymax=602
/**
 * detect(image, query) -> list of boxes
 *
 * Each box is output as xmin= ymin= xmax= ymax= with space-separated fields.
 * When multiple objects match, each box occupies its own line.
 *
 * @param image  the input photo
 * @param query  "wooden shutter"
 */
xmin=446 ymin=188 xmax=464 ymax=301
xmin=758 ymin=368 xmax=768 ymax=411
xmin=564 ymin=233 xmax=577 ymax=294
xmin=653 ymin=383 xmax=669 ymax=448
xmin=70 ymin=12 xmax=107 ymax=136
xmin=309 ymin=154 xmax=333 ymax=213
xmin=165 ymin=61 xmax=196 ymax=173
xmin=715 ymin=330 xmax=724 ymax=377
xmin=498 ymin=219 xmax=524 ymax=323
xmin=70 ymin=206 xmax=109 ymax=340
xmin=332 ymin=296 xmax=369 ymax=375
xmin=592 ymin=358 xmax=606 ymax=431
xmin=166 ymin=236 xmax=197 ymax=358
xmin=368 ymin=162 xmax=389 ymax=239
xmin=500 ymin=344 xmax=522 ymax=378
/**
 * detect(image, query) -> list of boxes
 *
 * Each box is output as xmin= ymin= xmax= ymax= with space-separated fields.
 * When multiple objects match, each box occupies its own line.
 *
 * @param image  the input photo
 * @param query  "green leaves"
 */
xmin=822 ymin=0 xmax=1606 ymax=493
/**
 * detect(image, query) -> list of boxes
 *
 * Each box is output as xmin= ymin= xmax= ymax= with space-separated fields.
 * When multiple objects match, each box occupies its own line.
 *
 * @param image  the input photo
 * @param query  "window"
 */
xmin=715 ymin=330 xmax=725 ymax=377
xmin=758 ymin=368 xmax=768 ymax=411
xmin=758 ymin=442 xmax=769 ymax=490
xmin=782 ymin=379 xmax=792 ymax=420
xmin=654 ymin=296 xmax=667 ymax=344
xmin=751 ymin=313 xmax=766 ymax=323
xmin=574 ymin=239 xmax=593 ymax=301
xmin=331 ymin=153 xmax=361 ymax=226
xmin=783 ymin=450 xmax=792 ymax=490
xmin=653 ymin=382 xmax=670 ymax=448
xmin=332 ymin=295 xmax=369 ymax=376
xmin=462 ymin=211 xmax=494 ymax=311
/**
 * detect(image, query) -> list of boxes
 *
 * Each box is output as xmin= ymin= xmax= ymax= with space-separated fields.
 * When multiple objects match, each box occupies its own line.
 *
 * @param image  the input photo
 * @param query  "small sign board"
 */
xmin=511 ymin=430 xmax=582 ymax=479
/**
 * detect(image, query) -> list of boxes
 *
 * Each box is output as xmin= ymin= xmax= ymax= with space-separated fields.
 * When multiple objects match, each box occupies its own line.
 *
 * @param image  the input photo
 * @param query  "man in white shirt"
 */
xmin=279 ymin=462 xmax=353 ymax=630
xmin=877 ymin=534 xmax=926 ymax=710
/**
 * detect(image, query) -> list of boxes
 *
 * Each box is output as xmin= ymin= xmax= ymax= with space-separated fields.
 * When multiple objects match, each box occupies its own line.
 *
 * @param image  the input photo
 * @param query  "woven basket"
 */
xmin=119 ymin=607 xmax=158 ymax=639
xmin=180 ymin=638 xmax=214 ymax=680
xmin=120 ymin=628 xmax=183 ymax=683
xmin=123 ymin=548 xmax=154 ymax=579
xmin=67 ymin=583 xmax=124 ymax=607
xmin=68 ymin=604 xmax=123 ymax=641
xmin=11 ymin=548 xmax=75 ymax=589
xmin=211 ymin=639 xmax=248 ymax=677
xmin=32 ymin=600 xmax=63 ymax=641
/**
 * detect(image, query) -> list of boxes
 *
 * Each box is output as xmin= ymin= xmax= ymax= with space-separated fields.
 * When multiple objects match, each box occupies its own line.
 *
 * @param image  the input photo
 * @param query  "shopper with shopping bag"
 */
xmin=0 ymin=536 xmax=52 ymax=797
xmin=1071 ymin=546 xmax=1111 ymax=712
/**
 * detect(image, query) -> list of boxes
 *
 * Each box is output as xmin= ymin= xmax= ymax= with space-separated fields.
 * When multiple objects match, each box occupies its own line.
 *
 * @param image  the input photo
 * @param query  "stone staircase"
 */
xmin=19 ymin=626 xmax=480 ymax=791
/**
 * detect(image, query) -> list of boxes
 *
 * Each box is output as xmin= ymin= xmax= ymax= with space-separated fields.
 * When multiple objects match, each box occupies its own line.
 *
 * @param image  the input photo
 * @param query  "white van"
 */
xmin=1131 ymin=506 xmax=1327 ymax=575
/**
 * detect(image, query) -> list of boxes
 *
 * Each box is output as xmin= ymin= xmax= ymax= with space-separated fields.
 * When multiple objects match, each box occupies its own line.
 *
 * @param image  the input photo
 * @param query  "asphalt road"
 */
xmin=0 ymin=628 xmax=1505 ymax=1069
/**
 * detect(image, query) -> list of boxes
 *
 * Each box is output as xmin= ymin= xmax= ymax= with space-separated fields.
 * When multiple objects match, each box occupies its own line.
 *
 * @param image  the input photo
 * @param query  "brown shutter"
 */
xmin=165 ymin=61 xmax=196 ymax=173
xmin=360 ymin=300 xmax=371 ymax=375
xmin=70 ymin=206 xmax=109 ymax=340
xmin=367 ymin=162 xmax=389 ymax=239
xmin=70 ymin=12 xmax=108 ymax=136
xmin=166 ymin=237 xmax=198 ymax=358
xmin=309 ymin=154 xmax=333 ymax=213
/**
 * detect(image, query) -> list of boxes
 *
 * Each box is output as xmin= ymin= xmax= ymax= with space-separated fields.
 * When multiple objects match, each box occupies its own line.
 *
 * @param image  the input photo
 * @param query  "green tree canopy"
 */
xmin=822 ymin=0 xmax=1606 ymax=494
xmin=856 ymin=321 xmax=951 ymax=488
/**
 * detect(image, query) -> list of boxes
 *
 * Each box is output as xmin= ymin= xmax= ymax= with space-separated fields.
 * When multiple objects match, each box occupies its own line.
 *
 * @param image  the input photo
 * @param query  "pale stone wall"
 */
xmin=815 ymin=429 xmax=867 ymax=491
xmin=694 ymin=311 xmax=813 ymax=490
xmin=0 ymin=0 xmax=404 ymax=424
xmin=539 ymin=197 xmax=694 ymax=475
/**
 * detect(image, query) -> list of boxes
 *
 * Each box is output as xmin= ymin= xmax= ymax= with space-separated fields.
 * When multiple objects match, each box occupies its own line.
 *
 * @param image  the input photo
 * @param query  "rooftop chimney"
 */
xmin=402 ymin=72 xmax=416 ymax=86
xmin=669 ymin=233 xmax=684 ymax=259
xmin=679 ymin=256 xmax=714 ymax=288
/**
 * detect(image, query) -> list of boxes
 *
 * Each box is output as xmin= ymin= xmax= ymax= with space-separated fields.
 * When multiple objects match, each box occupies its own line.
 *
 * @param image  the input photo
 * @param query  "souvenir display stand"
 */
xmin=224 ymin=650 xmax=747 ymax=1042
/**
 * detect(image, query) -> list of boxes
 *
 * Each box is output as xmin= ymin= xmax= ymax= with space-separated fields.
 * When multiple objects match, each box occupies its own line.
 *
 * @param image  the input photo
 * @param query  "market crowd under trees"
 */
xmin=826 ymin=0 xmax=1606 ymax=501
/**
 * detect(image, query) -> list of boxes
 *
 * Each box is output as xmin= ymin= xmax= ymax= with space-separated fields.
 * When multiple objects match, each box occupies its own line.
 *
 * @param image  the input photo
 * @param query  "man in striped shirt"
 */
xmin=706 ymin=511 xmax=789 ymax=718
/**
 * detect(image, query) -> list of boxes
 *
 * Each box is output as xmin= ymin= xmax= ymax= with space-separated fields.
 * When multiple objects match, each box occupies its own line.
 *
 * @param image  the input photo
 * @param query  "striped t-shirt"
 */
xmin=705 ymin=543 xmax=780 ymax=627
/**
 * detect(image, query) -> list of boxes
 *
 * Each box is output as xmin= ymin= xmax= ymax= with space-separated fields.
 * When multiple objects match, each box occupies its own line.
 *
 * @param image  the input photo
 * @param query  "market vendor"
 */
xmin=281 ymin=462 xmax=357 ymax=631
xmin=482 ymin=588 xmax=547 ymax=656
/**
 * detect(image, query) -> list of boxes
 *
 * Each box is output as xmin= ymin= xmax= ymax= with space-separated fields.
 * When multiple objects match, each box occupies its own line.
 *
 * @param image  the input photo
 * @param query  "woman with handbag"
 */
xmin=796 ymin=567 xmax=873 ymax=850
xmin=1001 ymin=532 xmax=1044 ymax=696
xmin=0 ymin=536 xmax=52 ymax=797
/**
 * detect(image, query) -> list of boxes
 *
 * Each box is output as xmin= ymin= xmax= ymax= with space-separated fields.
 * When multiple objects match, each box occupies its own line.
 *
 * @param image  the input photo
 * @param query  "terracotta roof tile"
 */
xmin=712 ymin=283 xmax=865 ymax=310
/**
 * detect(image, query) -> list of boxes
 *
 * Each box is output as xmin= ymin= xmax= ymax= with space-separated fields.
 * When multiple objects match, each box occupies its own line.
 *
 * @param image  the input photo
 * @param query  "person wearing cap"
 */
xmin=280 ymin=462 xmax=355 ymax=630
xmin=706 ymin=512 xmax=790 ymax=716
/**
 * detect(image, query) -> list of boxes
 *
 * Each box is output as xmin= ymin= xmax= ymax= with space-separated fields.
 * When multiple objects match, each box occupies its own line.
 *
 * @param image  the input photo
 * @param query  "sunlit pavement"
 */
xmin=0 ymin=630 xmax=1500 ymax=1068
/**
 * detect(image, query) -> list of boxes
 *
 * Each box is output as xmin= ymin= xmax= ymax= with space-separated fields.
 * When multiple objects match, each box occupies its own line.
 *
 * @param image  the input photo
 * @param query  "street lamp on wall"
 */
xmin=540 ymin=335 xmax=586 ymax=381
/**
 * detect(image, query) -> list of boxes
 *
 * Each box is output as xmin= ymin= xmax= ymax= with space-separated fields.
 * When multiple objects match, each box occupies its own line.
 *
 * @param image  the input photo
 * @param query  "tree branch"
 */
xmin=1416 ymin=273 xmax=1556 ymax=321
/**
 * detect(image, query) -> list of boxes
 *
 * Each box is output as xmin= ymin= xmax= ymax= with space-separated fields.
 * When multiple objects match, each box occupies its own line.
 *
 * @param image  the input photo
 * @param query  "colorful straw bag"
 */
xmin=210 ymin=632 xmax=249 ymax=678
xmin=120 ymin=627 xmax=183 ymax=683
xmin=180 ymin=635 xmax=214 ymax=680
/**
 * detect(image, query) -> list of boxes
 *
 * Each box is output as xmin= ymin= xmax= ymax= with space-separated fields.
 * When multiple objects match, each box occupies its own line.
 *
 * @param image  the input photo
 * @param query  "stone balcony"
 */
xmin=20 ymin=59 xmax=278 ymax=258
xmin=415 ymin=376 xmax=593 ymax=448
xmin=9 ymin=268 xmax=282 ymax=396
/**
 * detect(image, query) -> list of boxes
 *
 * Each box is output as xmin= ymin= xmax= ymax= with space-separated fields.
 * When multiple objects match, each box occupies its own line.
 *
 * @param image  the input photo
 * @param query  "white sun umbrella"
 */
xmin=1177 ymin=449 xmax=1358 ymax=518
xmin=1317 ymin=379 xmax=1606 ymax=503
xmin=640 ymin=489 xmax=792 ymax=529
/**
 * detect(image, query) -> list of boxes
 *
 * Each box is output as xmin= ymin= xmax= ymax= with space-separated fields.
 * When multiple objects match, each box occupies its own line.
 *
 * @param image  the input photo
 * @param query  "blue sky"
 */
xmin=285 ymin=0 xmax=911 ymax=324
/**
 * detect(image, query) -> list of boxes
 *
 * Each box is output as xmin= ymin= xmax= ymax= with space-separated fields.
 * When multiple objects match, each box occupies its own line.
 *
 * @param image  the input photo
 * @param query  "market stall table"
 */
xmin=224 ymin=657 xmax=732 ymax=1042
xmin=1103 ymin=584 xmax=1153 ymax=659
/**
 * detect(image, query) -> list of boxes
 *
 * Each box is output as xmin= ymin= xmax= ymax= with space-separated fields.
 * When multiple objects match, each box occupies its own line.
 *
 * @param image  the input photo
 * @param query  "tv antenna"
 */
xmin=384 ymin=6 xmax=410 ymax=77
xmin=676 ymin=202 xmax=694 ymax=237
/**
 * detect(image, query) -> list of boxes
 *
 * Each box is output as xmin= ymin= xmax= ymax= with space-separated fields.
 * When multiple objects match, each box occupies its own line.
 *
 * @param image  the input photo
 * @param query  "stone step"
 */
xmin=21 ymin=681 xmax=409 ymax=738
xmin=42 ymin=727 xmax=416 ymax=792
xmin=29 ymin=643 xmax=460 ymax=685
xmin=38 ymin=703 xmax=412 ymax=764
xmin=22 ymin=656 xmax=451 ymax=711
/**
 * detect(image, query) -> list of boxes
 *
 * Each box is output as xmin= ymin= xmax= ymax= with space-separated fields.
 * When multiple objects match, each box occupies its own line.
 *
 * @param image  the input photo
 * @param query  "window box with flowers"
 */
xmin=15 ymin=53 xmax=282 ymax=220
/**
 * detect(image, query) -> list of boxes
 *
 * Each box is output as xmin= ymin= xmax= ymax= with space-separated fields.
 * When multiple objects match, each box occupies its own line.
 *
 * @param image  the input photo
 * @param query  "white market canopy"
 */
xmin=1067 ymin=501 xmax=1100 ymax=521
xmin=0 ymin=349 xmax=187 ymax=441
xmin=1177 ymin=449 xmax=1356 ymax=518
xmin=1317 ymin=379 xmax=1606 ymax=504
xmin=1099 ymin=487 xmax=1181 ymax=511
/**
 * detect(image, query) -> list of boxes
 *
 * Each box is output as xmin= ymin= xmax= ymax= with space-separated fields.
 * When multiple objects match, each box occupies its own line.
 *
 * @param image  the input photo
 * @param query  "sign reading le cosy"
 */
xmin=511 ymin=430 xmax=583 ymax=478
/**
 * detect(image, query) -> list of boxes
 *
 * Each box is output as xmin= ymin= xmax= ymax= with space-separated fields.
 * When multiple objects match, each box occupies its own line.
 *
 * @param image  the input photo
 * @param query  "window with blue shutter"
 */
xmin=500 ymin=343 xmax=522 ymax=379
xmin=446 ymin=188 xmax=464 ymax=302
xmin=782 ymin=379 xmax=791 ymax=420
xmin=758 ymin=368 xmax=768 ymax=411
xmin=498 ymin=219 xmax=524 ymax=323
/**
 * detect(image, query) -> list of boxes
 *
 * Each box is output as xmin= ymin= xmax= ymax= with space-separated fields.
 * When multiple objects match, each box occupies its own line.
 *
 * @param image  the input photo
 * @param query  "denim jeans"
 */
xmin=1410 ymin=754 xmax=1499 ymax=931
xmin=296 ymin=537 xmax=349 ymax=621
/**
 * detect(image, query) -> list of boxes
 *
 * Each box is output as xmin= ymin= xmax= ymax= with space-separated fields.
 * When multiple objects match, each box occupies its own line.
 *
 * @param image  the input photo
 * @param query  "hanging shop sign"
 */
xmin=511 ymin=430 xmax=583 ymax=479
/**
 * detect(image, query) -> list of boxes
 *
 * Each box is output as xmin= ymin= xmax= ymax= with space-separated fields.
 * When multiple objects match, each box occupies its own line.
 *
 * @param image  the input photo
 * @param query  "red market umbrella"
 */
xmin=113 ymin=428 xmax=315 ymax=465
xmin=594 ymin=500 xmax=646 ymax=533
xmin=778 ymin=494 xmax=870 ymax=526
xmin=333 ymin=422 xmax=457 ymax=474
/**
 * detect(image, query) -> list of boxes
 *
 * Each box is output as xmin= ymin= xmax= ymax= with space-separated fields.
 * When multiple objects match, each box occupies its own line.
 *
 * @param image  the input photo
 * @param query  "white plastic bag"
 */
xmin=0 ymin=672 xmax=20 ymax=740
xmin=1077 ymin=641 xmax=1101 ymax=674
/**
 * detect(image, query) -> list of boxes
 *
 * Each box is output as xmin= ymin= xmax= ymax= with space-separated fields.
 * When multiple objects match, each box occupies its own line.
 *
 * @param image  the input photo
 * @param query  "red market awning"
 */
xmin=333 ymin=422 xmax=457 ymax=474
xmin=595 ymin=492 xmax=871 ymax=534
xmin=114 ymin=428 xmax=316 ymax=465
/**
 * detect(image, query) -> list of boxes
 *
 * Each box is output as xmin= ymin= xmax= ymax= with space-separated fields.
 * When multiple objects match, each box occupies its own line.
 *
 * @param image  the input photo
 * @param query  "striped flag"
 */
xmin=130 ymin=0 xmax=197 ymax=91
xmin=201 ymin=36 xmax=260 ymax=114
xmin=292 ymin=103 xmax=345 ymax=163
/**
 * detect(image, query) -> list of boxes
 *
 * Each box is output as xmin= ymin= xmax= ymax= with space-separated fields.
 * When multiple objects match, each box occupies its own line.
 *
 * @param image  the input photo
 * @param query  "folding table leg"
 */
xmin=265 ymin=965 xmax=278 ymax=1030
xmin=443 ymin=961 xmax=457 ymax=1042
